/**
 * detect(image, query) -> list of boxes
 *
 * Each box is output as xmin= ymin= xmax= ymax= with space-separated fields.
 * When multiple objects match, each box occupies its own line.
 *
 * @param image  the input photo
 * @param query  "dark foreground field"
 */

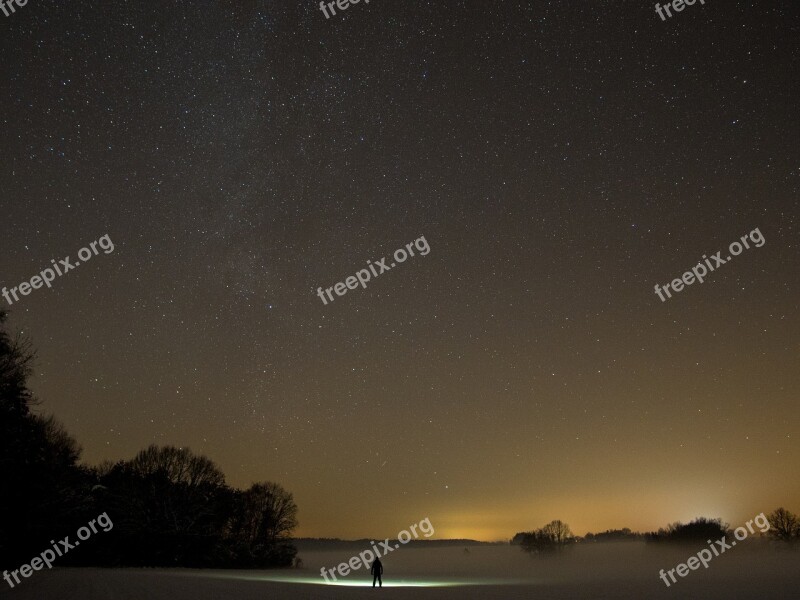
xmin=3 ymin=543 xmax=799 ymax=600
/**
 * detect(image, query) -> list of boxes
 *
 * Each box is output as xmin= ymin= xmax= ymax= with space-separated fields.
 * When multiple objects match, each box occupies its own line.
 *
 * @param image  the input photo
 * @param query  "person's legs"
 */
xmin=373 ymin=573 xmax=377 ymax=587
xmin=378 ymin=573 xmax=382 ymax=587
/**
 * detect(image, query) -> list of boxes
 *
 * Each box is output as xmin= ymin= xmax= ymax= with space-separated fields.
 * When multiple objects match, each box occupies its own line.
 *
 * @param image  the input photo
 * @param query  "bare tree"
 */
xmin=129 ymin=445 xmax=225 ymax=488
xmin=33 ymin=414 xmax=82 ymax=465
xmin=766 ymin=508 xmax=800 ymax=541
xmin=239 ymin=482 xmax=299 ymax=545
xmin=519 ymin=520 xmax=574 ymax=553
xmin=542 ymin=520 xmax=573 ymax=544
xmin=225 ymin=481 xmax=298 ymax=566
xmin=120 ymin=445 xmax=228 ymax=547
xmin=0 ymin=310 xmax=36 ymax=418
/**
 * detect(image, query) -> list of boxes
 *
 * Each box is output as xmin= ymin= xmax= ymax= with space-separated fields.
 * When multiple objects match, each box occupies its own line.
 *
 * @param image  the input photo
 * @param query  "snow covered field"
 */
xmin=4 ymin=542 xmax=798 ymax=599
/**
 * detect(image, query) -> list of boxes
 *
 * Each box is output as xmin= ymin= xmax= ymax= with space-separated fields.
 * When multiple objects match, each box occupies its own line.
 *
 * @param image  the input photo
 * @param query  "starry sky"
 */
xmin=0 ymin=0 xmax=797 ymax=541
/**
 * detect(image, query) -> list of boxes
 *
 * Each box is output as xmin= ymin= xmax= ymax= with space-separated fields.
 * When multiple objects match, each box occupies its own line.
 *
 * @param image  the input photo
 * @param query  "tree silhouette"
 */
xmin=517 ymin=520 xmax=574 ymax=553
xmin=99 ymin=445 xmax=232 ymax=566
xmin=647 ymin=517 xmax=728 ymax=543
xmin=227 ymin=482 xmax=299 ymax=566
xmin=766 ymin=508 xmax=800 ymax=542
xmin=584 ymin=528 xmax=643 ymax=542
xmin=0 ymin=309 xmax=36 ymax=419
xmin=0 ymin=311 xmax=86 ymax=565
xmin=0 ymin=311 xmax=299 ymax=568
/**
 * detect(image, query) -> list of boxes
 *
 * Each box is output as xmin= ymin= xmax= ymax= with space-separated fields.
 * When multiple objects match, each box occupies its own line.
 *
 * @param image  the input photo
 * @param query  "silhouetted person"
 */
xmin=371 ymin=557 xmax=383 ymax=587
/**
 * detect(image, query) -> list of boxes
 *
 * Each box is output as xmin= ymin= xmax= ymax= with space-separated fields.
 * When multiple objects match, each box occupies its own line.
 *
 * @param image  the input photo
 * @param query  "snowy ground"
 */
xmin=3 ymin=542 xmax=798 ymax=599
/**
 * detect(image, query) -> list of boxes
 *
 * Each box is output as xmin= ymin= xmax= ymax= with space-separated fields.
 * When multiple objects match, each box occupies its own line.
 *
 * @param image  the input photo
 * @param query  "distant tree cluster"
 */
xmin=514 ymin=520 xmax=574 ymax=553
xmin=515 ymin=510 xmax=800 ymax=550
xmin=646 ymin=517 xmax=729 ymax=543
xmin=0 ymin=311 xmax=298 ymax=568
xmin=514 ymin=519 xmax=721 ymax=552
xmin=645 ymin=511 xmax=800 ymax=544
xmin=583 ymin=528 xmax=643 ymax=542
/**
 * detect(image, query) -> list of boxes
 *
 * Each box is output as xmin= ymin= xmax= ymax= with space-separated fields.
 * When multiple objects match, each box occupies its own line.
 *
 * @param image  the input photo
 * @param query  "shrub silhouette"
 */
xmin=647 ymin=517 xmax=728 ymax=543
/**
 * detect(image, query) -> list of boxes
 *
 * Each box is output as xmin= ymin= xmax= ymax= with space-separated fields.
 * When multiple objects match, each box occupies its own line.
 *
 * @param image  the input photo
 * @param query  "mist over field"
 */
xmin=5 ymin=542 xmax=799 ymax=600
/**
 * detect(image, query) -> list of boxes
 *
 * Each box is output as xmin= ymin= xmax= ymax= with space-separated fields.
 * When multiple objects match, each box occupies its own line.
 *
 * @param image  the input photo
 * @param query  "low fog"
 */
xmin=6 ymin=541 xmax=798 ymax=599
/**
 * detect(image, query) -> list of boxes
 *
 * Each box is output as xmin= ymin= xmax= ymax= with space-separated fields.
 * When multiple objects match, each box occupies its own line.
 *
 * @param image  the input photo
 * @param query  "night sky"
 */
xmin=0 ymin=0 xmax=797 ymax=541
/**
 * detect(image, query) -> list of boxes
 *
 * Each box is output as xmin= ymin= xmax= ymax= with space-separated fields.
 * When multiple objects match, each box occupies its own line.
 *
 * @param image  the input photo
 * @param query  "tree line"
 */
xmin=0 ymin=310 xmax=298 ymax=568
xmin=513 ymin=510 xmax=800 ymax=554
